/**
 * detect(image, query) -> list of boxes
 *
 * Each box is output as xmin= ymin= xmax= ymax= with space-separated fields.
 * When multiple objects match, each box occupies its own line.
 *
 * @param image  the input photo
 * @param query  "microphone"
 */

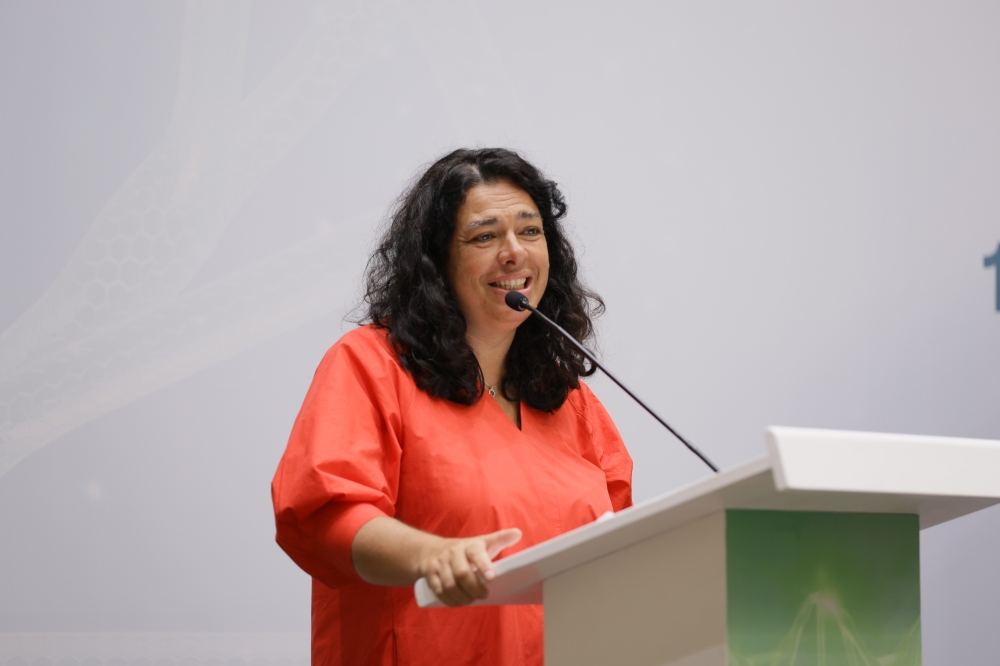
xmin=505 ymin=290 xmax=719 ymax=473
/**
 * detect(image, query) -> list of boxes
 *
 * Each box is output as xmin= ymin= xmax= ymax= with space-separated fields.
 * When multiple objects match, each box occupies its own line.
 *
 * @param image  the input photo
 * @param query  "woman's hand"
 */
xmin=351 ymin=517 xmax=522 ymax=606
xmin=417 ymin=528 xmax=522 ymax=606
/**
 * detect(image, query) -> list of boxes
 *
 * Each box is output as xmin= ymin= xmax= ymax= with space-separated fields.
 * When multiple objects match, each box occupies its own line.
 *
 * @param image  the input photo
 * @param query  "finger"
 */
xmin=451 ymin=546 xmax=488 ymax=600
xmin=427 ymin=570 xmax=444 ymax=599
xmin=437 ymin=559 xmax=473 ymax=607
xmin=468 ymin=540 xmax=498 ymax=583
xmin=436 ymin=557 xmax=457 ymax=593
xmin=441 ymin=578 xmax=474 ymax=607
xmin=483 ymin=528 xmax=523 ymax=559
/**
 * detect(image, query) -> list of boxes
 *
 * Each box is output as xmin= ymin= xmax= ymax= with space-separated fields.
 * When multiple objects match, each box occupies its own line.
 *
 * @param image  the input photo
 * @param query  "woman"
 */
xmin=271 ymin=148 xmax=632 ymax=665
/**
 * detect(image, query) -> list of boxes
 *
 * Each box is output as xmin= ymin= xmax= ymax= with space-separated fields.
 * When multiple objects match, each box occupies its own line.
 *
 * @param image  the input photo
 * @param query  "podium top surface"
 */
xmin=415 ymin=427 xmax=1000 ymax=608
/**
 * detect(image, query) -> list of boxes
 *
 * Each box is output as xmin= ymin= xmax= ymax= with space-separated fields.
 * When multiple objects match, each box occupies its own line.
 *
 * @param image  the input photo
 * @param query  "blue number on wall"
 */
xmin=987 ymin=243 xmax=1000 ymax=311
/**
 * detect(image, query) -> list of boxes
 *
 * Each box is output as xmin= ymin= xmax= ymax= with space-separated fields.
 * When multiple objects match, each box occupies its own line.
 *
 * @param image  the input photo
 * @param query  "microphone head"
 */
xmin=504 ymin=290 xmax=529 ymax=311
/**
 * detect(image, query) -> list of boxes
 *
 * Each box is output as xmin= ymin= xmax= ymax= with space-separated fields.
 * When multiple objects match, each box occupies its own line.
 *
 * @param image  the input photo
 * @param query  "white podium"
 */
xmin=415 ymin=427 xmax=1000 ymax=666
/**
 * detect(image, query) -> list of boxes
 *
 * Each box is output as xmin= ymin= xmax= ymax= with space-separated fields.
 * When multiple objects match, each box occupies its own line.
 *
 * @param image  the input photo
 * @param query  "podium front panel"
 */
xmin=544 ymin=512 xmax=727 ymax=666
xmin=543 ymin=509 xmax=921 ymax=666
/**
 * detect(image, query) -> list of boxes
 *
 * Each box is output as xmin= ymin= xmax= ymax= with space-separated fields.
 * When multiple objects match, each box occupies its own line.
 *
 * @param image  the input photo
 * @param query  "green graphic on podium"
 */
xmin=727 ymin=510 xmax=921 ymax=666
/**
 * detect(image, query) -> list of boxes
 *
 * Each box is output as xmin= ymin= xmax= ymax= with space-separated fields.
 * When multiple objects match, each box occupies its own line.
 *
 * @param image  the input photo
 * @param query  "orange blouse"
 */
xmin=271 ymin=325 xmax=633 ymax=665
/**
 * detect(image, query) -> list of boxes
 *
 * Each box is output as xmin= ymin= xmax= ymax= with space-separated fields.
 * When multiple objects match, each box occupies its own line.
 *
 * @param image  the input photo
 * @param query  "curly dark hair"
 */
xmin=360 ymin=148 xmax=604 ymax=412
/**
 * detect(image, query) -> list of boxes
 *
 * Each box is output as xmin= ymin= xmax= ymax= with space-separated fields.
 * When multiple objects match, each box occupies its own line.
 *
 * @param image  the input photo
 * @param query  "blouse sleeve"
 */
xmin=579 ymin=382 xmax=634 ymax=512
xmin=271 ymin=328 xmax=409 ymax=589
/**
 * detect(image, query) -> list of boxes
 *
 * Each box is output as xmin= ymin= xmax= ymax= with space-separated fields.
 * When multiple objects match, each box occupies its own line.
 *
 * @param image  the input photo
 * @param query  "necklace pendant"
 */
xmin=487 ymin=385 xmax=497 ymax=398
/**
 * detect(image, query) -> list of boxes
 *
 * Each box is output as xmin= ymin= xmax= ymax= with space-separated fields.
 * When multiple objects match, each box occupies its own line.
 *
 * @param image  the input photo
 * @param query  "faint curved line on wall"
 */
xmin=0 ymin=226 xmax=369 ymax=477
xmin=0 ymin=0 xmax=402 ymax=478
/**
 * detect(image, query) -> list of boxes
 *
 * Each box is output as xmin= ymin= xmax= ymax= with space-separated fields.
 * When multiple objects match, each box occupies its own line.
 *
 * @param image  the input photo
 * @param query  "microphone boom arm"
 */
xmin=508 ymin=292 xmax=719 ymax=473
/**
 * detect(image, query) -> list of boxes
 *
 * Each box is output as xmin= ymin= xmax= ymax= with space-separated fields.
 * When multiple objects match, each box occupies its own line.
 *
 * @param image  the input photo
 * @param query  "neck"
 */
xmin=465 ymin=328 xmax=516 ymax=384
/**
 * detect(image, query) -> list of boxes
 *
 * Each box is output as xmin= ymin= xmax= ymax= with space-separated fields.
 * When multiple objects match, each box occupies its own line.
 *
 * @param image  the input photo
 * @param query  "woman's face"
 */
xmin=447 ymin=179 xmax=550 ymax=341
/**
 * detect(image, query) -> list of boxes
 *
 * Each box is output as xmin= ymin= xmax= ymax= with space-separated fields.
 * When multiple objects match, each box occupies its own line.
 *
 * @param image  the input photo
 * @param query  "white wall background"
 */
xmin=1 ymin=1 xmax=998 ymax=663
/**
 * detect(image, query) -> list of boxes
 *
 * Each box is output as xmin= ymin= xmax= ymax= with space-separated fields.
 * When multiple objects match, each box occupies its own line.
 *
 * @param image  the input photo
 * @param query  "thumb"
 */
xmin=482 ymin=528 xmax=522 ymax=559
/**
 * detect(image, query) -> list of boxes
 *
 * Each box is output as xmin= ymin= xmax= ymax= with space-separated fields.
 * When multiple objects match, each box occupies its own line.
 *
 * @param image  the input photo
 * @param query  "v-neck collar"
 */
xmin=482 ymin=393 xmax=524 ymax=434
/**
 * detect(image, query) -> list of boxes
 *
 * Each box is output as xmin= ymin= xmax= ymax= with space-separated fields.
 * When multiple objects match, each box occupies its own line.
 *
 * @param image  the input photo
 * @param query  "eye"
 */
xmin=522 ymin=226 xmax=543 ymax=236
xmin=473 ymin=233 xmax=494 ymax=242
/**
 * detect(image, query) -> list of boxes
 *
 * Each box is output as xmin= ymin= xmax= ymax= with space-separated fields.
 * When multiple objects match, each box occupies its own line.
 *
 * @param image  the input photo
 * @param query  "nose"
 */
xmin=498 ymin=229 xmax=528 ymax=265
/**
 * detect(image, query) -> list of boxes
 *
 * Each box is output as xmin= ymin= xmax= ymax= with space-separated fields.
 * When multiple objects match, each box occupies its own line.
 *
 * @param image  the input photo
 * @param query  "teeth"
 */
xmin=492 ymin=278 xmax=527 ymax=290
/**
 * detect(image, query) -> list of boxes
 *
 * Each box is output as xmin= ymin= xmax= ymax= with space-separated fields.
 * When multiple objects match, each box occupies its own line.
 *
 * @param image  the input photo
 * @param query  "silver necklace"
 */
xmin=485 ymin=380 xmax=499 ymax=398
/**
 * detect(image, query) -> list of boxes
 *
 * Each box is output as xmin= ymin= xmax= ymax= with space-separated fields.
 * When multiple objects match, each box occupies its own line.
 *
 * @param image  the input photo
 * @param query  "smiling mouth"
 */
xmin=489 ymin=277 xmax=529 ymax=290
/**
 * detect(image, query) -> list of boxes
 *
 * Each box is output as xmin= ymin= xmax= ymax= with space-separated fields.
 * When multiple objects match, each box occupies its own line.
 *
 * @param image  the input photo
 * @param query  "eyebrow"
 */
xmin=463 ymin=211 xmax=541 ymax=231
